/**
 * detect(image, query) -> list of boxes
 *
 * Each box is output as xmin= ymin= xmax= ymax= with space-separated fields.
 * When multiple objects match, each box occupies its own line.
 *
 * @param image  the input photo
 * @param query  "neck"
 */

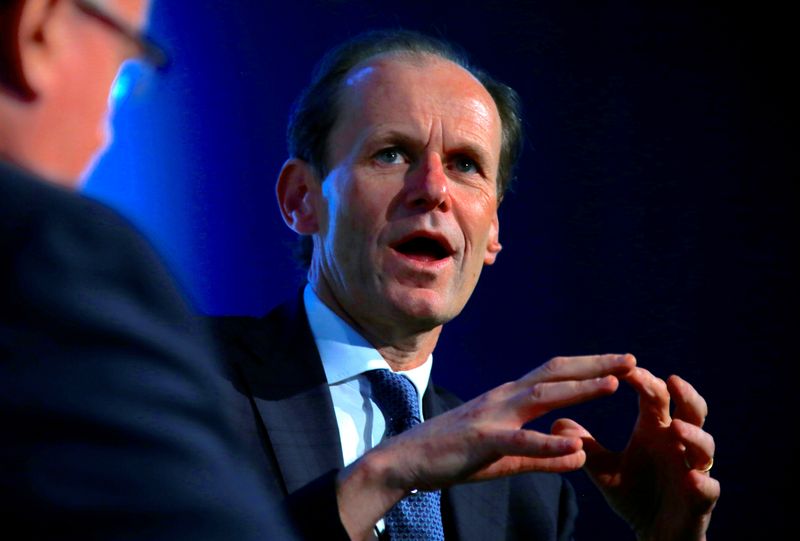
xmin=375 ymin=329 xmax=441 ymax=372
xmin=310 ymin=279 xmax=443 ymax=372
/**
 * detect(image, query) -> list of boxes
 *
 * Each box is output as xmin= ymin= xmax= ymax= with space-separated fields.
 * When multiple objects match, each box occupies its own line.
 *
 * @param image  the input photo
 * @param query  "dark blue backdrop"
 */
xmin=85 ymin=1 xmax=795 ymax=538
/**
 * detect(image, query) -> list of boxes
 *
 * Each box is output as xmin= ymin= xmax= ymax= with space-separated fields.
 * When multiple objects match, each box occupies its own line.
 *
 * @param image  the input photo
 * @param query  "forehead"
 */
xmin=332 ymin=54 xmax=502 ymax=158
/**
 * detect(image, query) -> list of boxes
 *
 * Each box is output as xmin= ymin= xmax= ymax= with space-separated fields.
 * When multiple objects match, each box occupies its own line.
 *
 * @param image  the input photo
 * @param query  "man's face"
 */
xmin=309 ymin=55 xmax=502 ymax=337
xmin=36 ymin=0 xmax=150 ymax=183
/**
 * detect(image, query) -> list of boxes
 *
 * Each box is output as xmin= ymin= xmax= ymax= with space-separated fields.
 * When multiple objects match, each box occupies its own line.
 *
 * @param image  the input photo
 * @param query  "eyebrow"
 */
xmin=368 ymin=130 xmax=422 ymax=152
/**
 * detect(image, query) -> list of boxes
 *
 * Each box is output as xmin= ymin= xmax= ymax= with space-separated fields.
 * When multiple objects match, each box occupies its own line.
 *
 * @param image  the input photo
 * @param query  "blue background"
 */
xmin=85 ymin=1 xmax=795 ymax=538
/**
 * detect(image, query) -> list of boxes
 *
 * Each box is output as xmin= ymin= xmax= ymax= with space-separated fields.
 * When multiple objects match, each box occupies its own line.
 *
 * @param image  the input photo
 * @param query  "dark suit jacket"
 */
xmin=0 ymin=161 xmax=296 ymax=540
xmin=213 ymin=297 xmax=578 ymax=541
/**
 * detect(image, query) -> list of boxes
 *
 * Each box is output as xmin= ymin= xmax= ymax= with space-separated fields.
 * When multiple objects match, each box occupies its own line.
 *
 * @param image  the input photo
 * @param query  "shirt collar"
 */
xmin=303 ymin=284 xmax=433 ymax=400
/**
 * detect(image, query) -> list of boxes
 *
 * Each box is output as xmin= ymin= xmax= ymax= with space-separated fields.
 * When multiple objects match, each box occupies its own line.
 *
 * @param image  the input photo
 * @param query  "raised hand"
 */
xmin=337 ymin=353 xmax=636 ymax=540
xmin=553 ymin=368 xmax=720 ymax=541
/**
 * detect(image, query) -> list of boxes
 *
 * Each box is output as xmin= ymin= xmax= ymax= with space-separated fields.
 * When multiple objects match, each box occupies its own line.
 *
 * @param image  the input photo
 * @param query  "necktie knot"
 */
xmin=365 ymin=369 xmax=421 ymax=436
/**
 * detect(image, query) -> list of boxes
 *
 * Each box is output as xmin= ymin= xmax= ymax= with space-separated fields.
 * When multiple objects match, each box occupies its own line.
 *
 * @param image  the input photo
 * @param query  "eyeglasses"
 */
xmin=73 ymin=0 xmax=169 ymax=70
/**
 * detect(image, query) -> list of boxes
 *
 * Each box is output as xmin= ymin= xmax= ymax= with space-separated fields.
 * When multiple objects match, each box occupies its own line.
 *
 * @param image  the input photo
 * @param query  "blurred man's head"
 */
xmin=0 ymin=0 xmax=153 ymax=186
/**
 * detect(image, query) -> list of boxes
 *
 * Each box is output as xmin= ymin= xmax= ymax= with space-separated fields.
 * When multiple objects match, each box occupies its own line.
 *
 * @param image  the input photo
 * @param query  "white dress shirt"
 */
xmin=303 ymin=285 xmax=433 ymax=467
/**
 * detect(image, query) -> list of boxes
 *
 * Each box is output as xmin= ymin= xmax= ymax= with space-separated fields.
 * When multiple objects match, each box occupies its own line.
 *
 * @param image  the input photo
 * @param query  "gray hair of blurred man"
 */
xmin=286 ymin=28 xmax=524 ymax=269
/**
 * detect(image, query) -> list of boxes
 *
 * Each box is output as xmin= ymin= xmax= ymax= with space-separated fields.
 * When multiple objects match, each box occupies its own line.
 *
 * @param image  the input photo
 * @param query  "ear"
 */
xmin=483 ymin=211 xmax=502 ymax=265
xmin=276 ymin=158 xmax=322 ymax=235
xmin=3 ymin=0 xmax=60 ymax=99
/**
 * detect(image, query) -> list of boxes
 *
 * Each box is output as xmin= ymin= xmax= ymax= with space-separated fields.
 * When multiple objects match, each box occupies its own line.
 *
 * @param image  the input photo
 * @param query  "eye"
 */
xmin=374 ymin=147 xmax=405 ymax=165
xmin=452 ymin=155 xmax=479 ymax=174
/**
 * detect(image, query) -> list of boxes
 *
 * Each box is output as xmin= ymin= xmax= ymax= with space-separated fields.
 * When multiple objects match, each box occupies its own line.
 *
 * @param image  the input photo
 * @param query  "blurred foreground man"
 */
xmin=0 ymin=1 xmax=295 ymax=538
xmin=215 ymin=30 xmax=720 ymax=541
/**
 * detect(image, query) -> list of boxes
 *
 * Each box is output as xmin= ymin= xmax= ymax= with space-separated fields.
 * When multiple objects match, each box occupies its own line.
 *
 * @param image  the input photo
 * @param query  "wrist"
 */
xmin=336 ymin=446 xmax=409 ymax=541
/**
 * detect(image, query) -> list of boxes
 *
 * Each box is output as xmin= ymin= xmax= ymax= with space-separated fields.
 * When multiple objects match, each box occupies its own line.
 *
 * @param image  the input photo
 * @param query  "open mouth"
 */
xmin=391 ymin=235 xmax=453 ymax=262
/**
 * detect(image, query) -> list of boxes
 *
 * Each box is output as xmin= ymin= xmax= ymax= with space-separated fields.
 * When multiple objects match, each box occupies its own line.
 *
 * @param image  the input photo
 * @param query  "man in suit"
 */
xmin=215 ymin=30 xmax=719 ymax=540
xmin=0 ymin=1 xmax=296 ymax=538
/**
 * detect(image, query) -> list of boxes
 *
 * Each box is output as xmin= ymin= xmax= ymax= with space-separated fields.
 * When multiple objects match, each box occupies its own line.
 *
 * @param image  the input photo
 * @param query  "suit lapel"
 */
xmin=232 ymin=300 xmax=344 ymax=494
xmin=226 ymin=299 xmax=517 ymax=539
xmin=424 ymin=382 xmax=510 ymax=541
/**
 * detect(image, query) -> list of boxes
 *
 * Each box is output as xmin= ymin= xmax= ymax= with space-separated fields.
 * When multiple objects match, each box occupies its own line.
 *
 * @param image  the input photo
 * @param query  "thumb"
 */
xmin=551 ymin=417 xmax=592 ymax=438
xmin=551 ymin=418 xmax=617 ymax=481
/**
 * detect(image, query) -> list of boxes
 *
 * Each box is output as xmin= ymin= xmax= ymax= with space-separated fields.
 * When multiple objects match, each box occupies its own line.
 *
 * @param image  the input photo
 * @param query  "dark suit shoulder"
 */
xmin=208 ymin=299 xmax=327 ymax=396
xmin=211 ymin=303 xmax=298 ymax=348
xmin=1 ymin=162 xmax=299 ymax=540
xmin=1 ymin=162 xmax=191 ymax=327
xmin=2 ymin=160 xmax=161 ymax=258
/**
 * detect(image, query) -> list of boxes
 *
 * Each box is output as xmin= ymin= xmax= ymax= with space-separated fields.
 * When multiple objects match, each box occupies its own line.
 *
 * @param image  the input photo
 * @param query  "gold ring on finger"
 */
xmin=684 ymin=455 xmax=714 ymax=473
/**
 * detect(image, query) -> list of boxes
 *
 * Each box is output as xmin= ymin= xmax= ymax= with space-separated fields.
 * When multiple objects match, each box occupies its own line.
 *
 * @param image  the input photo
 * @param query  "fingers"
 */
xmin=498 ymin=451 xmax=588 ymax=474
xmin=503 ymin=354 xmax=635 ymax=422
xmin=522 ymin=353 xmax=636 ymax=385
xmin=684 ymin=449 xmax=721 ymax=516
xmin=622 ymin=367 xmax=671 ymax=425
xmin=475 ymin=449 xmax=588 ymax=479
xmin=686 ymin=470 xmax=721 ymax=513
xmin=668 ymin=375 xmax=708 ymax=427
xmin=551 ymin=418 xmax=617 ymax=479
xmin=672 ymin=418 xmax=715 ymax=472
xmin=551 ymin=417 xmax=593 ymax=439
xmin=460 ymin=427 xmax=584 ymax=475
xmin=490 ymin=428 xmax=582 ymax=457
xmin=551 ymin=418 xmax=605 ymax=454
xmin=508 ymin=375 xmax=621 ymax=421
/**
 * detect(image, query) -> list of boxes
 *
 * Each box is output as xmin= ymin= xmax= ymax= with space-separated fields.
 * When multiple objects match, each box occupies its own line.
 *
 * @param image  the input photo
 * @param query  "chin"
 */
xmin=388 ymin=288 xmax=460 ymax=330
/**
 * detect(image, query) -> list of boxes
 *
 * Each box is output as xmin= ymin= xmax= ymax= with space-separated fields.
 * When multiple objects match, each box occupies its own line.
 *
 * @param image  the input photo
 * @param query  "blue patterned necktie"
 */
xmin=365 ymin=369 xmax=445 ymax=541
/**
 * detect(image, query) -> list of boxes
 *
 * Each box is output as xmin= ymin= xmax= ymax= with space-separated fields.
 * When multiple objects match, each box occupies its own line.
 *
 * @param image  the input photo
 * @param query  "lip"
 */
xmin=388 ymin=230 xmax=456 ymax=269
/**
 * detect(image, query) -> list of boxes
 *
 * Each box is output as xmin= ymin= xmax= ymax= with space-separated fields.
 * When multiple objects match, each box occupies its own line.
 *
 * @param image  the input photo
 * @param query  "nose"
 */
xmin=403 ymin=151 xmax=452 ymax=212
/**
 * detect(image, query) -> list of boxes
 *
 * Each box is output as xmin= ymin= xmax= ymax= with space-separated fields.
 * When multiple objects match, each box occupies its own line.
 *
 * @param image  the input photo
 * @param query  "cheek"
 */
xmin=457 ymin=193 xmax=497 ymax=248
xmin=323 ymin=181 xmax=371 ymax=262
xmin=61 ymin=42 xmax=121 ymax=144
xmin=329 ymin=175 xmax=385 ymax=236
